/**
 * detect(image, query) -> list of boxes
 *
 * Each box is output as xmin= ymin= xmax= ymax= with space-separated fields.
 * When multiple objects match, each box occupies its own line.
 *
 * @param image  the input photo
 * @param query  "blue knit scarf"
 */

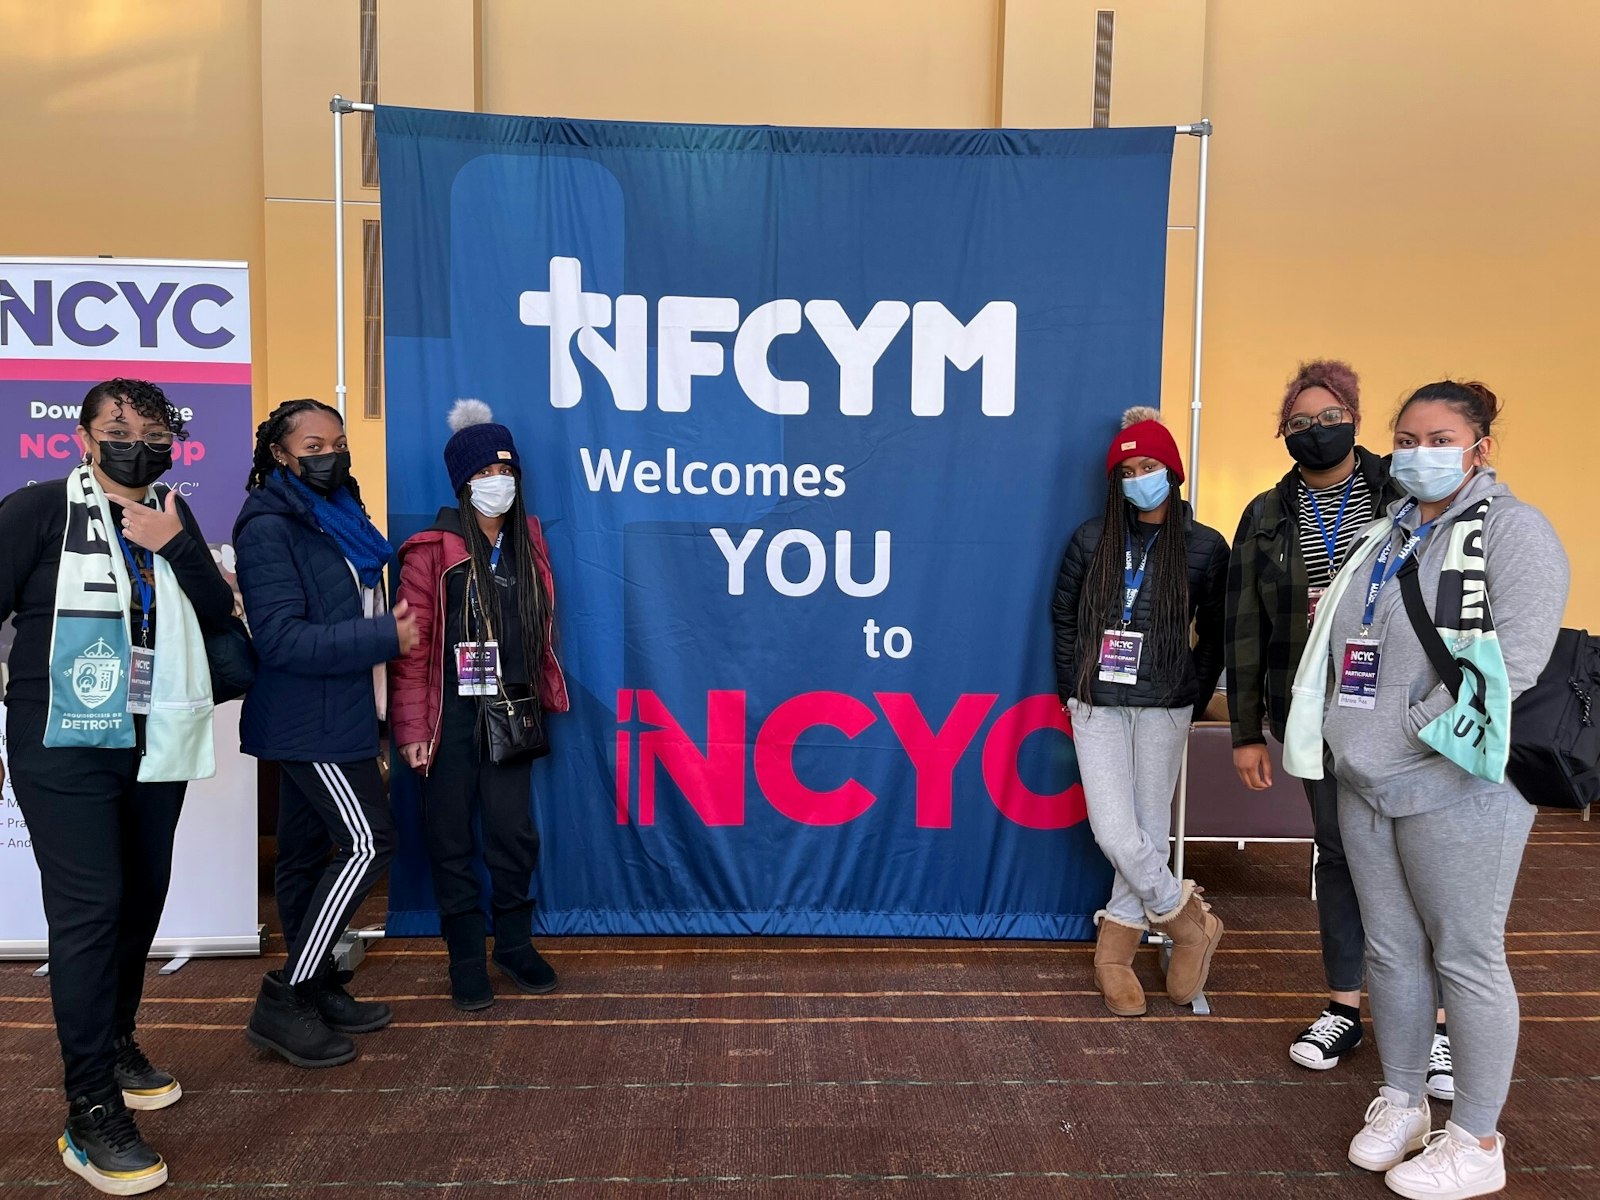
xmin=282 ymin=470 xmax=394 ymax=587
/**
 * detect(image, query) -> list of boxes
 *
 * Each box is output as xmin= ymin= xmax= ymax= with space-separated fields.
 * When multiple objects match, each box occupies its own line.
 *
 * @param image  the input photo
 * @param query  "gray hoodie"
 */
xmin=1320 ymin=469 xmax=1569 ymax=818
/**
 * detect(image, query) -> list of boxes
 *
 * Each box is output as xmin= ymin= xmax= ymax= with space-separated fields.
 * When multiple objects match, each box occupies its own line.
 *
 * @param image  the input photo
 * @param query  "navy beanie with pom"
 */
xmin=443 ymin=399 xmax=520 ymax=495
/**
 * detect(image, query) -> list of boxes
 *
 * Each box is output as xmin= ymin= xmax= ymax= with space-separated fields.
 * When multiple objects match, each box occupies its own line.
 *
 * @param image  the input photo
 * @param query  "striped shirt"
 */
xmin=1297 ymin=470 xmax=1375 ymax=588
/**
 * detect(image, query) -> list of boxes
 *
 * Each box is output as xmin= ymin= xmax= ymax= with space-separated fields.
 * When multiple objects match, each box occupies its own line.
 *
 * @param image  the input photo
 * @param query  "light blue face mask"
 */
xmin=1121 ymin=469 xmax=1171 ymax=512
xmin=1390 ymin=441 xmax=1481 ymax=503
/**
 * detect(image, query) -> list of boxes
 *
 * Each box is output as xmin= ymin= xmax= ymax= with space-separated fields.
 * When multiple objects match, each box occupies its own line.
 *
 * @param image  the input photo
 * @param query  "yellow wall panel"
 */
xmin=1200 ymin=0 xmax=1600 ymax=622
xmin=480 ymin=0 xmax=1000 ymax=127
xmin=261 ymin=0 xmax=362 ymax=200
xmin=0 ymin=0 xmax=267 ymax=392
xmin=262 ymin=201 xmax=387 ymax=526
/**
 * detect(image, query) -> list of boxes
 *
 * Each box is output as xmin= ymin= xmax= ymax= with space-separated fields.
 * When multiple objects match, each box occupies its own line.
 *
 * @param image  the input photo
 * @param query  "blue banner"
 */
xmin=376 ymin=106 xmax=1173 ymax=940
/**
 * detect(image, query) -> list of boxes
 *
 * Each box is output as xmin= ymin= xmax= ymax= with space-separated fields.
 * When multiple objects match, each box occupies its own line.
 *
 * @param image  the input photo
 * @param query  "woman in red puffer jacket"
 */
xmin=390 ymin=400 xmax=568 ymax=1012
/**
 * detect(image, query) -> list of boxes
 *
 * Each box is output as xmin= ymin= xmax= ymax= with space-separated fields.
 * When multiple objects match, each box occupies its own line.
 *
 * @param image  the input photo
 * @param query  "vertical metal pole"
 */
xmin=1186 ymin=120 xmax=1212 ymax=508
xmin=1170 ymin=123 xmax=1212 ymax=1010
xmin=332 ymin=95 xmax=349 ymax=419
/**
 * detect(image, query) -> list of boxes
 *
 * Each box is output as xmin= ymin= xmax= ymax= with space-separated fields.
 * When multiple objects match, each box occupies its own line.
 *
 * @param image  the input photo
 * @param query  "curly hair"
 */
xmin=1277 ymin=360 xmax=1360 ymax=433
xmin=81 ymin=378 xmax=189 ymax=440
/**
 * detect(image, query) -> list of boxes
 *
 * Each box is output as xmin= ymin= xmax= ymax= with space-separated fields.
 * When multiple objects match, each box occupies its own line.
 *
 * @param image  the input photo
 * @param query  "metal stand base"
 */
xmin=332 ymin=924 xmax=387 ymax=972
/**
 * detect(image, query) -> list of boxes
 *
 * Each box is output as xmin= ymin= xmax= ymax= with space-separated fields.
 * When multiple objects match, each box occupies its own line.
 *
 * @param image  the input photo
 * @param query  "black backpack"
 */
xmin=1399 ymin=562 xmax=1600 ymax=810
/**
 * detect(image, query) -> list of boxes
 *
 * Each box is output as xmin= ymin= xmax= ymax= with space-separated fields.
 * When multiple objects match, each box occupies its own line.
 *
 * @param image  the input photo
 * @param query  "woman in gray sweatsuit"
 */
xmin=1285 ymin=381 xmax=1567 ymax=1200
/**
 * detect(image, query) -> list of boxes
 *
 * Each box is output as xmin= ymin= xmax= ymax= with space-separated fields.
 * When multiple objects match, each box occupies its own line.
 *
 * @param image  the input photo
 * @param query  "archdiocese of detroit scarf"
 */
xmin=1415 ymin=497 xmax=1512 ymax=783
xmin=45 ymin=462 xmax=215 ymax=782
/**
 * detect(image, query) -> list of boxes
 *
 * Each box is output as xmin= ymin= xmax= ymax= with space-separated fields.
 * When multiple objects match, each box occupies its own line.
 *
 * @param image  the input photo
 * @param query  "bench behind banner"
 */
xmin=376 ymin=107 xmax=1176 ymax=940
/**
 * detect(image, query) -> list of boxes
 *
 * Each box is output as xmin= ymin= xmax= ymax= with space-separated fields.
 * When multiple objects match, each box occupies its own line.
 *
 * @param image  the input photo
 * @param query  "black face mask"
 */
xmin=288 ymin=450 xmax=353 ymax=496
xmin=1285 ymin=422 xmax=1356 ymax=472
xmin=91 ymin=437 xmax=173 ymax=489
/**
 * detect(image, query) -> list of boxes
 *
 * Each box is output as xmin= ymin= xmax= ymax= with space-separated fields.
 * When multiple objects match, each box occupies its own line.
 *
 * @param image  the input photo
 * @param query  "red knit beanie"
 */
xmin=1105 ymin=406 xmax=1184 ymax=482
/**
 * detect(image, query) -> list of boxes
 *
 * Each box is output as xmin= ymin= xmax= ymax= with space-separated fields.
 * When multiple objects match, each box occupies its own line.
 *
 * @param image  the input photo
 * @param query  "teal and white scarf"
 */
xmin=1285 ymin=496 xmax=1512 ymax=784
xmin=44 ymin=462 xmax=215 ymax=782
xmin=1413 ymin=498 xmax=1511 ymax=782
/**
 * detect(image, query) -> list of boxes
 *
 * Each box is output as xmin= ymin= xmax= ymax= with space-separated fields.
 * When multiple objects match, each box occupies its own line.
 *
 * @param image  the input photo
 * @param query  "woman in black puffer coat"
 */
xmin=1050 ymin=407 xmax=1229 ymax=1018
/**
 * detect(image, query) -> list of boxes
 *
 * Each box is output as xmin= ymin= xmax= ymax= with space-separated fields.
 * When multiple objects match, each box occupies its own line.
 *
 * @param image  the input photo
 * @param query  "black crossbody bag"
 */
xmin=467 ymin=563 xmax=549 ymax=765
xmin=1398 ymin=558 xmax=1599 ymax=810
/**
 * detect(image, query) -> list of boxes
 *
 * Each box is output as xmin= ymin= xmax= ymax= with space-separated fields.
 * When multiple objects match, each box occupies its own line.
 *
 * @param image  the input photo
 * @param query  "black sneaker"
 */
xmin=1426 ymin=1031 xmax=1455 ymax=1102
xmin=245 ymin=970 xmax=357 ymax=1069
xmin=1289 ymin=1009 xmax=1363 ymax=1070
xmin=114 ymin=1036 xmax=181 ymax=1112
xmin=59 ymin=1087 xmax=167 ymax=1195
xmin=307 ymin=968 xmax=392 ymax=1034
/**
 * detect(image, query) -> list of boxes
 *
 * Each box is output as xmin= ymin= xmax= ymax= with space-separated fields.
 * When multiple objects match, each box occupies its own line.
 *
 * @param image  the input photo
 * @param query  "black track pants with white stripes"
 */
xmin=274 ymin=760 xmax=395 ymax=986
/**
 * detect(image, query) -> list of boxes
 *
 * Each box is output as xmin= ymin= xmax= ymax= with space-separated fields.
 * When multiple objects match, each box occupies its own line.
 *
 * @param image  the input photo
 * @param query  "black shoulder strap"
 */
xmin=1397 ymin=557 xmax=1464 ymax=699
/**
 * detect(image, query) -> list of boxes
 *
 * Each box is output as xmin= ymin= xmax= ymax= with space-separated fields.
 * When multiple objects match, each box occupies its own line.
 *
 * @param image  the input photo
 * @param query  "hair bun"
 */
xmin=447 ymin=398 xmax=495 ymax=433
xmin=1120 ymin=405 xmax=1162 ymax=430
xmin=1461 ymin=381 xmax=1501 ymax=422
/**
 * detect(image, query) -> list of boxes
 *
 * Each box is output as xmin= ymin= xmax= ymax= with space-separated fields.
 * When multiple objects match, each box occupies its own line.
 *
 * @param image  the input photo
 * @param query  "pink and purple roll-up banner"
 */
xmin=0 ymin=256 xmax=260 ymax=958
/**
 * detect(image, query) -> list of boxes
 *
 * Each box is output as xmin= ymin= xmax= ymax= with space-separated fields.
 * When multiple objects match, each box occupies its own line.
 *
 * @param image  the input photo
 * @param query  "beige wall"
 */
xmin=0 ymin=0 xmax=266 ymax=393
xmin=1199 ymin=0 xmax=1600 ymax=622
xmin=3 ymin=1 xmax=1594 ymax=620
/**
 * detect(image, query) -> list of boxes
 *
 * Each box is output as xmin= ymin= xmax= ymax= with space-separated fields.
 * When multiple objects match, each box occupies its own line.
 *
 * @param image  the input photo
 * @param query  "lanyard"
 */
xmin=466 ymin=534 xmax=505 ymax=641
xmin=1361 ymin=504 xmax=1436 ymax=630
xmin=1306 ymin=475 xmax=1358 ymax=570
xmin=1121 ymin=528 xmax=1159 ymax=626
xmin=116 ymin=529 xmax=154 ymax=647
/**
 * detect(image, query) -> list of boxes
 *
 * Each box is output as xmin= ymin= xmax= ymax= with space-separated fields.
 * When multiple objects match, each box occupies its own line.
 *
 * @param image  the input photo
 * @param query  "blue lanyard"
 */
xmin=468 ymin=533 xmax=506 ymax=638
xmin=116 ymin=529 xmax=154 ymax=646
xmin=1307 ymin=475 xmax=1358 ymax=569
xmin=1361 ymin=505 xmax=1436 ymax=629
xmin=1122 ymin=528 xmax=1159 ymax=626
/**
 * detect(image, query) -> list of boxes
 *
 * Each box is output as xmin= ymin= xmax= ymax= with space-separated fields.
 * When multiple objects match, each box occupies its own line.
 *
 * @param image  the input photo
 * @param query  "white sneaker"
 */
xmin=1384 ymin=1121 xmax=1506 ymax=1199
xmin=1349 ymin=1086 xmax=1432 ymax=1172
xmin=1426 ymin=1032 xmax=1455 ymax=1102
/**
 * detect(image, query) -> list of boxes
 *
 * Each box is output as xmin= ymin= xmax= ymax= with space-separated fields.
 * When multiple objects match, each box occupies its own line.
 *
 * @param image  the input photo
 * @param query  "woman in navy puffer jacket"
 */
xmin=233 ymin=399 xmax=419 ymax=1071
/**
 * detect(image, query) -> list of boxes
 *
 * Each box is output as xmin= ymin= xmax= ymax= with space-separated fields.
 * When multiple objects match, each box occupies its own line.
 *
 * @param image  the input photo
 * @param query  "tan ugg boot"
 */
xmin=1149 ymin=880 xmax=1224 ymax=1005
xmin=1093 ymin=913 xmax=1148 ymax=1017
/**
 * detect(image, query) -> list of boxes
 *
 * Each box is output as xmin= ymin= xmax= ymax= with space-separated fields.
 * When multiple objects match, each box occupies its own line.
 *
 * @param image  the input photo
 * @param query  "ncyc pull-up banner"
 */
xmin=377 ymin=108 xmax=1174 ymax=939
xmin=0 ymin=256 xmax=257 ymax=957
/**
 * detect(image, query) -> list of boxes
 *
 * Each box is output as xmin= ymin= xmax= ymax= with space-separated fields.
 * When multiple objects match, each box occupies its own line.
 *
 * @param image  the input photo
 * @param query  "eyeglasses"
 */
xmin=1282 ymin=407 xmax=1350 ymax=436
xmin=88 ymin=427 xmax=176 ymax=450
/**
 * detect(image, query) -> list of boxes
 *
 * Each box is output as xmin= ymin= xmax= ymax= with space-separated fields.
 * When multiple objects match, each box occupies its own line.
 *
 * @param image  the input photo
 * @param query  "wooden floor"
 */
xmin=1 ymin=812 xmax=1597 ymax=1198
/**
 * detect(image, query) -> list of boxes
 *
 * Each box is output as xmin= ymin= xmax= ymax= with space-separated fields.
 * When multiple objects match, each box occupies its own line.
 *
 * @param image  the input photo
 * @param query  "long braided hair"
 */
xmin=1072 ymin=415 xmax=1193 ymax=705
xmin=245 ymin=398 xmax=367 ymax=510
xmin=458 ymin=474 xmax=552 ymax=686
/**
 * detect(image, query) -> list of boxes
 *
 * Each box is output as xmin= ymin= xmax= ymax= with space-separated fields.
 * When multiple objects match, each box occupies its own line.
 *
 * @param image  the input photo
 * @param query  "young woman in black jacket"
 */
xmin=234 ymin=399 xmax=419 ymax=1072
xmin=0 ymin=379 xmax=234 ymax=1195
xmin=1050 ymin=407 xmax=1230 ymax=1018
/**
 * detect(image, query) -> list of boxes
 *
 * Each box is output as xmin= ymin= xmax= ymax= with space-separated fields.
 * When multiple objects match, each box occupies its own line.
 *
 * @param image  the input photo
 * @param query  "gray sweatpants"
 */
xmin=1338 ymin=785 xmax=1535 ymax=1136
xmin=1068 ymin=701 xmax=1190 ymax=926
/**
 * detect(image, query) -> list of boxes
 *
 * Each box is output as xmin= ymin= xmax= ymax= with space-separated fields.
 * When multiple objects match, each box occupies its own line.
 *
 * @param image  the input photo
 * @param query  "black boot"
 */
xmin=442 ymin=912 xmax=494 ymax=1012
xmin=114 ymin=1034 xmax=182 ymax=1111
xmin=491 ymin=903 xmax=558 ymax=994
xmin=245 ymin=970 xmax=357 ymax=1069
xmin=306 ymin=964 xmax=392 ymax=1034
xmin=60 ymin=1085 xmax=167 ymax=1194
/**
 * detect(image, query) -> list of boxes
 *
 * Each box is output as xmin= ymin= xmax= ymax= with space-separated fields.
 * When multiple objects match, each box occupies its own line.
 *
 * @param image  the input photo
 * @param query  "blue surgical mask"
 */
xmin=1121 ymin=470 xmax=1171 ymax=513
xmin=1390 ymin=441 xmax=1480 ymax=503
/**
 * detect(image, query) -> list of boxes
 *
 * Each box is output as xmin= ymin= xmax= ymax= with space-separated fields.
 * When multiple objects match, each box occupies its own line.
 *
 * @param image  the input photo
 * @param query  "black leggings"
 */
xmin=7 ymin=702 xmax=185 ymax=1100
